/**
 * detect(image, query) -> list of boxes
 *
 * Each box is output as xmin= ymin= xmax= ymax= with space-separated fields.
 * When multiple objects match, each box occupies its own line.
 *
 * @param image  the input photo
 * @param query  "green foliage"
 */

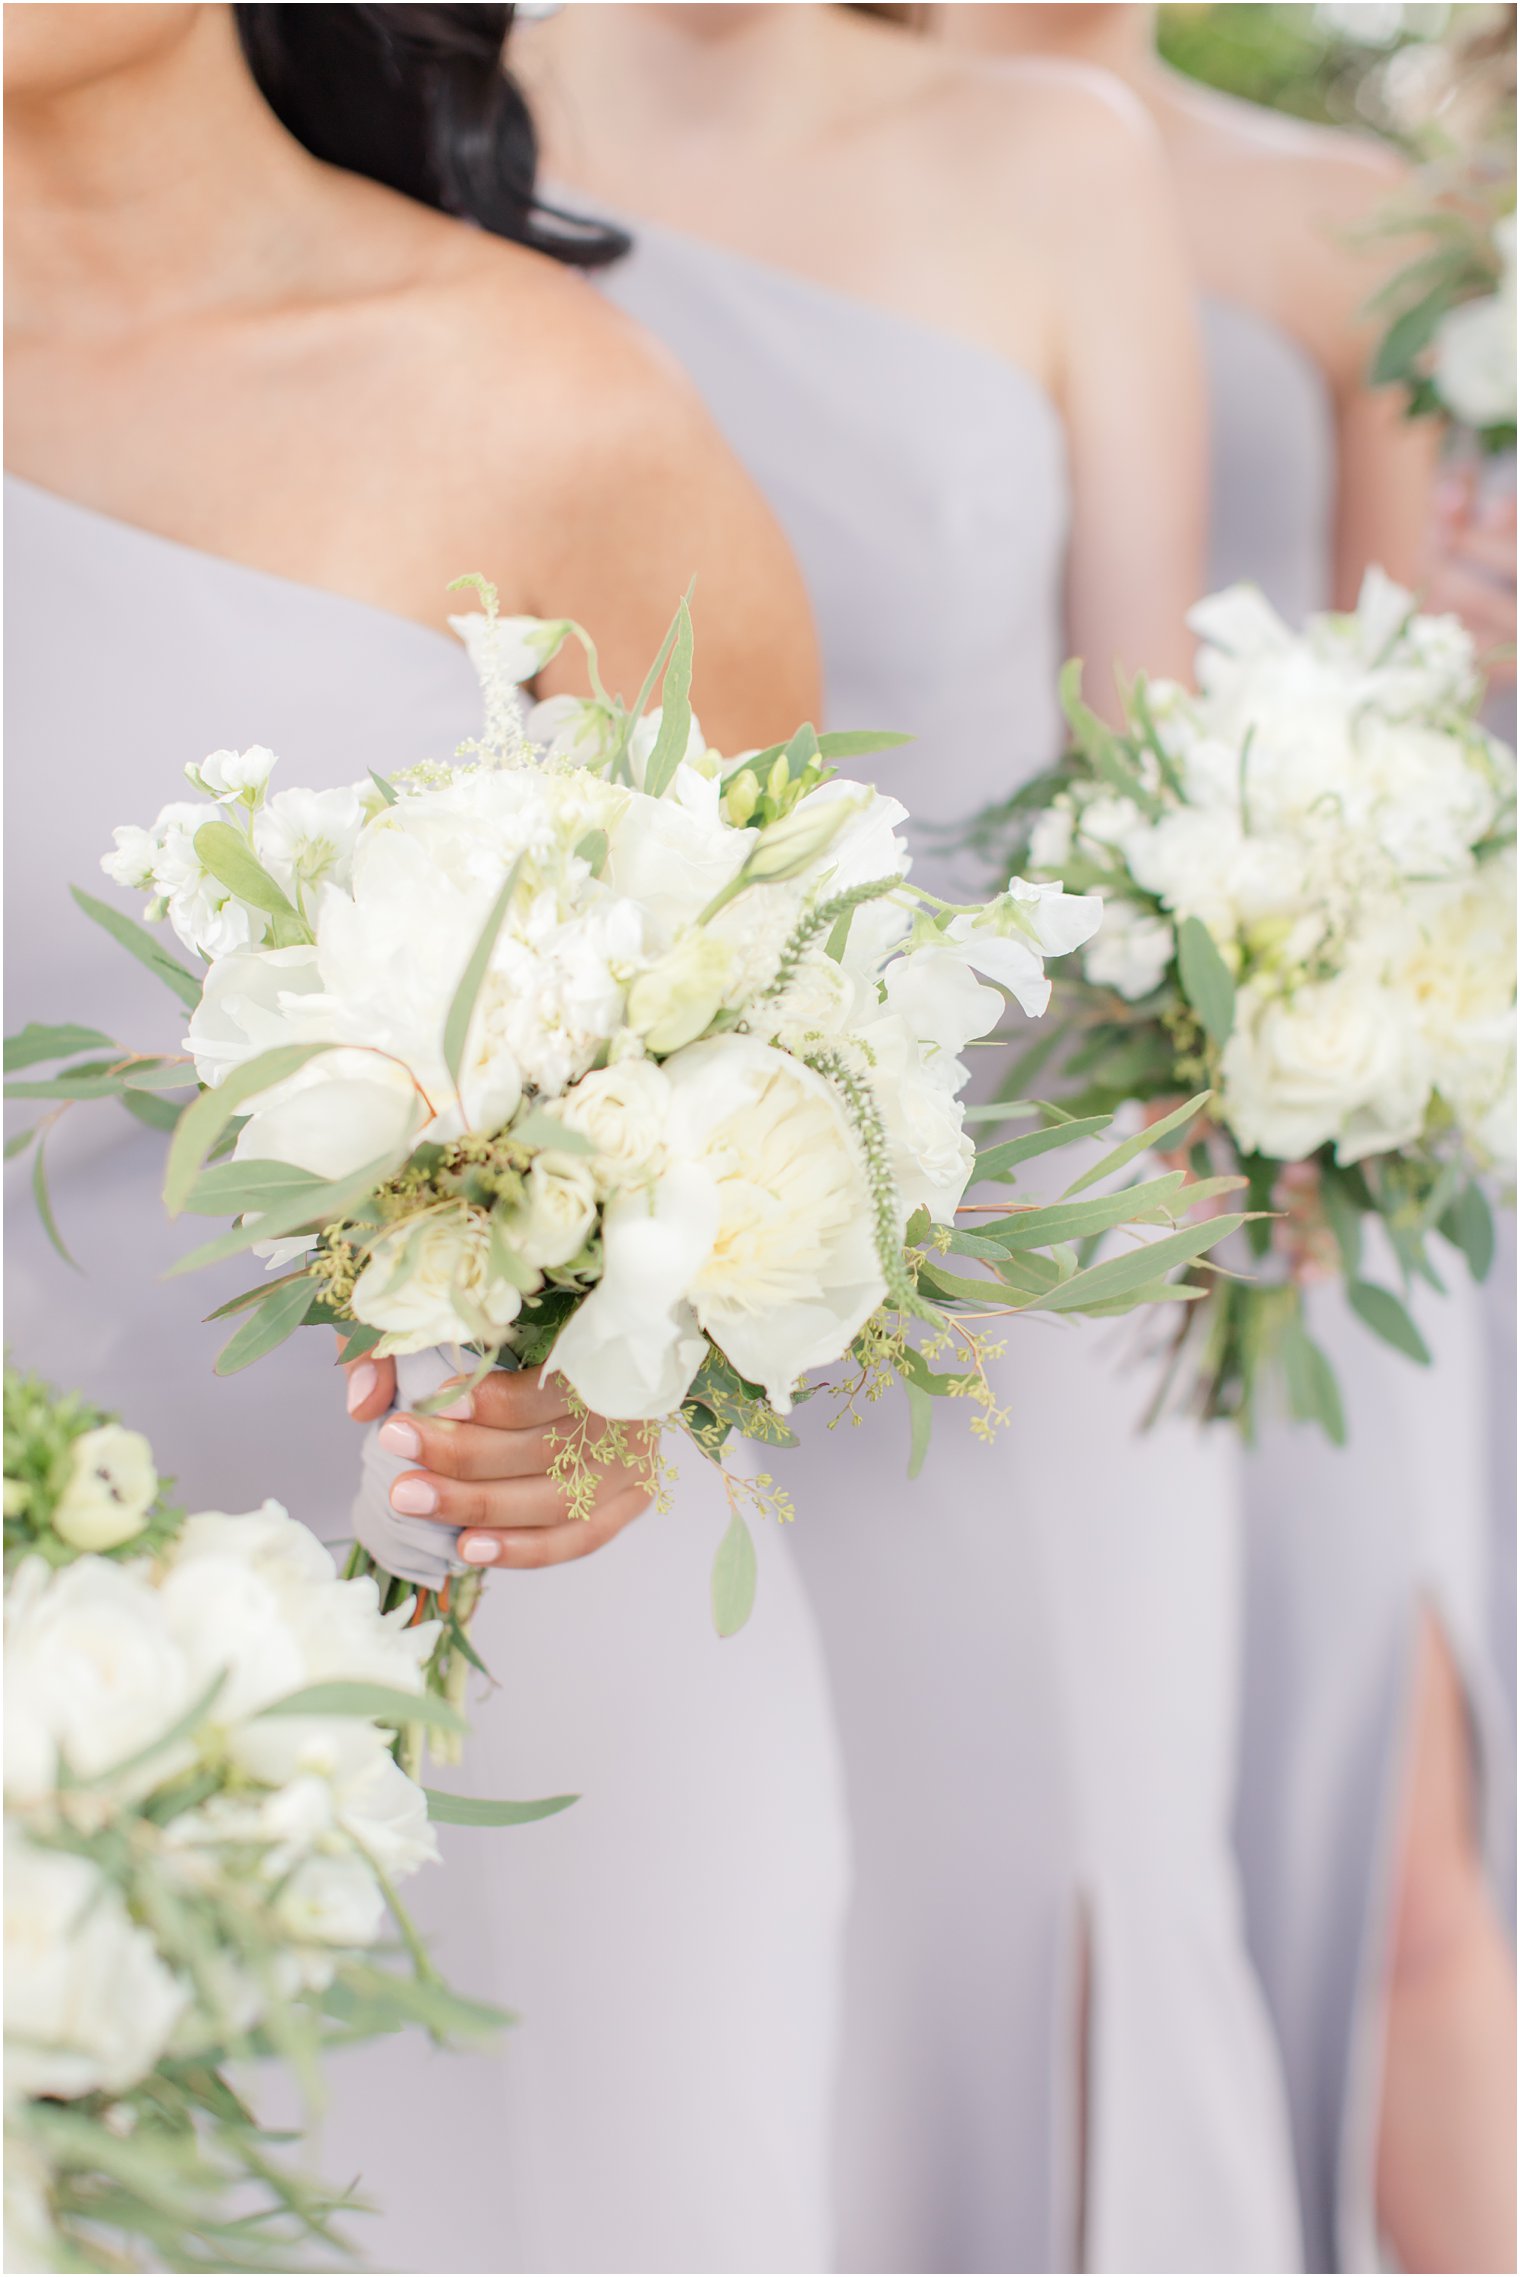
xmin=710 ymin=1508 xmax=758 ymax=1638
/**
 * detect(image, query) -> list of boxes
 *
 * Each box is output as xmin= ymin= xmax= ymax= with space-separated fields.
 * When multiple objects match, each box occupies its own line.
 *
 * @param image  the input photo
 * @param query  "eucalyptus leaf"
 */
xmin=369 ymin=769 xmax=399 ymax=806
xmin=258 ymin=1680 xmax=468 ymax=1736
xmin=972 ymin=1113 xmax=1110 ymax=1184
xmin=1175 ymin=916 xmax=1236 ymax=1048
xmin=987 ymin=1172 xmax=1187 ymax=1253
xmin=164 ymin=1042 xmax=337 ymax=1215
xmin=1062 ymin=1091 xmax=1211 ymax=1197
xmin=1348 ymin=1278 xmax=1432 ymax=1365
xmin=186 ymin=1157 xmax=330 ymax=1216
xmin=710 ymin=1508 xmax=757 ymax=1637
xmin=424 ymin=1788 xmax=578 ymax=1826
xmin=192 ymin=821 xmax=306 ymax=929
xmin=1280 ymin=1316 xmax=1347 ymax=1445
xmin=32 ymin=1126 xmax=79 ymax=1271
xmin=1439 ymin=1180 xmax=1496 ymax=1282
xmin=640 ymin=598 xmax=695 ymax=797
xmin=3 ymin=1021 xmax=114 ymax=1072
xmin=906 ymin=1379 xmax=933 ymax=1481
xmin=71 ymin=885 xmax=203 ymax=1008
xmin=1033 ymin=1213 xmax=1245 ymax=1315
xmin=443 ymin=858 xmax=523 ymax=1092
xmin=214 ymin=1275 xmax=318 ymax=1375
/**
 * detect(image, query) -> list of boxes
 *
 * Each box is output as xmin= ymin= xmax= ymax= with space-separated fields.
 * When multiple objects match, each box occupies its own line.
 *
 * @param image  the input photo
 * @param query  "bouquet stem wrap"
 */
xmin=353 ymin=1347 xmax=476 ymax=1590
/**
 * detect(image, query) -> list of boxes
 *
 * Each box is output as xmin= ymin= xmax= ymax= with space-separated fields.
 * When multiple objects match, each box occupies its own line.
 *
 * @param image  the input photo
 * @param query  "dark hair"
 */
xmin=233 ymin=4 xmax=628 ymax=269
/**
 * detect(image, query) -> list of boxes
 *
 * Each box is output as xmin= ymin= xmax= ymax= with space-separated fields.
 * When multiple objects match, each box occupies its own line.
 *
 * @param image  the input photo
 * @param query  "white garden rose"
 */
xmin=512 ymin=1156 xmax=599 ymax=1270
xmin=349 ymin=1210 xmax=525 ymax=1357
xmin=556 ymin=1059 xmax=672 ymax=1191
xmin=4 ymin=1557 xmax=193 ymax=1804
xmin=1083 ymin=900 xmax=1176 ymax=1001
xmin=51 ymin=1425 xmax=157 ymax=1553
xmin=4 ymin=1835 xmax=188 ymax=2100
xmin=1220 ymin=971 xmax=1432 ymax=1164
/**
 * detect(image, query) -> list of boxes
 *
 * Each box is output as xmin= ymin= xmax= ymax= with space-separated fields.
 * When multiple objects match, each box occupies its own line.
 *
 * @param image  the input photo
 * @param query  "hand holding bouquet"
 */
xmin=9 ymin=583 xmax=1243 ymax=1649
xmin=976 ymin=573 xmax=1516 ymax=1441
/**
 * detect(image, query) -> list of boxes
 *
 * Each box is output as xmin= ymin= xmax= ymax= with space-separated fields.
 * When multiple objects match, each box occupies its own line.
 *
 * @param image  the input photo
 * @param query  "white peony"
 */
xmin=552 ymin=1039 xmax=884 ymax=1416
xmin=4 ymin=1556 xmax=193 ymax=1803
xmin=349 ymin=1210 xmax=525 ymax=1358
xmin=5 ymin=1834 xmax=188 ymax=2099
xmin=51 ymin=1425 xmax=157 ymax=1553
xmin=185 ymin=944 xmax=324 ymax=1088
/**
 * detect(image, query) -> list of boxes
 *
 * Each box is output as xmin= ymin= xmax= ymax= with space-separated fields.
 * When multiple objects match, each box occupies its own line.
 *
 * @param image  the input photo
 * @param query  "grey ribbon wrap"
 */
xmin=351 ymin=1347 xmax=471 ymax=1590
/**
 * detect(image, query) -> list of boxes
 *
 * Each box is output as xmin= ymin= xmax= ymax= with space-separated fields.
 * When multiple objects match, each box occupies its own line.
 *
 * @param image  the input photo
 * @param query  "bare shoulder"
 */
xmin=1162 ymin=80 xmax=1409 ymax=371
xmin=902 ymin=46 xmax=1169 ymax=208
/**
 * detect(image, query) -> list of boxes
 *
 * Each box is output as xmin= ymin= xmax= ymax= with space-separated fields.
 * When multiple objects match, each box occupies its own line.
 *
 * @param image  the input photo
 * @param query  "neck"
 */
xmin=524 ymin=2 xmax=841 ymax=161
xmin=5 ymin=8 xmax=325 ymax=336
xmin=936 ymin=5 xmax=1164 ymax=98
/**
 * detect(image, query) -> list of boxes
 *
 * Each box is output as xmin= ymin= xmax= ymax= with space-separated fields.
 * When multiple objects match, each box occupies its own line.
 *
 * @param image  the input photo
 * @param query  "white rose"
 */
xmin=556 ymin=1060 xmax=672 ymax=1192
xmin=625 ymin=930 xmax=736 ymax=1054
xmin=51 ymin=1425 xmax=157 ymax=1553
xmin=350 ymin=1211 xmax=524 ymax=1358
xmin=4 ymin=1556 xmax=194 ymax=1803
xmin=5 ymin=1834 xmax=187 ymax=2098
xmin=512 ymin=1156 xmax=600 ymax=1270
xmin=1220 ymin=971 xmax=1432 ymax=1164
xmin=1083 ymin=900 xmax=1175 ymax=1002
xmin=194 ymin=746 xmax=277 ymax=799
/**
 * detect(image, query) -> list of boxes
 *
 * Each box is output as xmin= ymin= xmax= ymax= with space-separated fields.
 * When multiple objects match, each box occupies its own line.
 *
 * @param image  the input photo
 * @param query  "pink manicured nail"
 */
xmin=378 ymin=1417 xmax=422 ymax=1461
xmin=434 ymin=1392 xmax=474 ymax=1422
xmin=459 ymin=1534 xmax=500 ymax=1566
xmin=390 ymin=1476 xmax=439 ymax=1517
xmin=346 ymin=1361 xmax=379 ymax=1415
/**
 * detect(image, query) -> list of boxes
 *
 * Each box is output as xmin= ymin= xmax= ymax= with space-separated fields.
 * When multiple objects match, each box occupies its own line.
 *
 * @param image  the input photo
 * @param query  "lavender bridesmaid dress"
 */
xmin=1203 ymin=300 xmax=1515 ymax=2274
xmin=602 ymin=222 xmax=1302 ymax=2275
xmin=2 ymin=474 xmax=851 ymax=2275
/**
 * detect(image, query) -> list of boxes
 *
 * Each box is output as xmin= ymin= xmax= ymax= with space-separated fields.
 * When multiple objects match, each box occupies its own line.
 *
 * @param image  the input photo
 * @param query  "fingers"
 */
xmin=448 ymin=1368 xmax=576 ymax=1434
xmin=340 ymin=1339 xmax=396 ymax=1423
xmin=376 ymin=1409 xmax=569 ymax=1484
xmin=457 ymin=1486 xmax=649 ymax=1571
xmin=1426 ymin=560 xmax=1518 ymax=653
xmin=1447 ymin=518 xmax=1518 ymax=584
xmin=387 ymin=1469 xmax=587 ymax=1531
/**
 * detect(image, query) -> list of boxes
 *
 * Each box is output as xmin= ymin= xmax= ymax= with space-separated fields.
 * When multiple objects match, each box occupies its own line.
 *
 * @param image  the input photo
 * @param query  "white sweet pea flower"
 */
xmin=526 ymin=692 xmax=622 ymax=767
xmin=4 ymin=1555 xmax=194 ymax=1803
xmin=604 ymin=781 xmax=747 ymax=936
xmin=51 ymin=1424 xmax=158 ymax=1553
xmin=349 ymin=1211 xmax=525 ymax=1358
xmin=5 ymin=1834 xmax=188 ymax=2099
xmin=939 ymin=879 xmax=1103 ymax=1016
xmin=1083 ymin=900 xmax=1175 ymax=1001
xmin=254 ymin=784 xmax=368 ymax=901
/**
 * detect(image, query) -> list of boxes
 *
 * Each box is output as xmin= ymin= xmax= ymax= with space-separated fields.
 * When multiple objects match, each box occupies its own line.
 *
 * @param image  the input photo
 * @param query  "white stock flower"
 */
xmin=5 ymin=1834 xmax=188 ymax=2099
xmin=1083 ymin=900 xmax=1176 ymax=1001
xmin=102 ymin=798 xmax=266 ymax=962
xmin=51 ymin=1425 xmax=158 ymax=1553
xmin=4 ymin=1556 xmax=194 ymax=1803
xmin=350 ymin=1212 xmax=525 ymax=1358
xmin=1220 ymin=971 xmax=1432 ymax=1164
xmin=194 ymin=746 xmax=277 ymax=799
xmin=254 ymin=784 xmax=368 ymax=901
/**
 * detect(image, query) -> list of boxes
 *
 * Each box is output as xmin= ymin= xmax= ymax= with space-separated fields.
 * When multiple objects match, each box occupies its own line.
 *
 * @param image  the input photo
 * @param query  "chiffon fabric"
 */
xmin=2 ymin=474 xmax=851 ymax=2275
xmin=602 ymin=220 xmax=1303 ymax=2274
xmin=1202 ymin=300 xmax=1516 ymax=2274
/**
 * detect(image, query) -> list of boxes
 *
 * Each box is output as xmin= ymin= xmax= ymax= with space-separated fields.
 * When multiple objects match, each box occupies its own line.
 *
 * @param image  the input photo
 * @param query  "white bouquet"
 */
xmin=9 ymin=584 xmax=1241 ymax=1653
xmin=974 ymin=573 xmax=1516 ymax=1440
xmin=2 ymin=1365 xmax=550 ymax=2274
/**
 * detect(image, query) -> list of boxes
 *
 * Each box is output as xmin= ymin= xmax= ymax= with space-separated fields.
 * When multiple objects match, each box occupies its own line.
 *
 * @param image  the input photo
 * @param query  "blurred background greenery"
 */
xmin=1159 ymin=2 xmax=1515 ymax=153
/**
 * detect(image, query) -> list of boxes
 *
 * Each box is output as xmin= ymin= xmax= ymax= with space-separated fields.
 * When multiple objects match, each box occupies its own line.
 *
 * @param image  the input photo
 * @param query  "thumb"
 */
xmin=338 ymin=1337 xmax=395 ymax=1422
